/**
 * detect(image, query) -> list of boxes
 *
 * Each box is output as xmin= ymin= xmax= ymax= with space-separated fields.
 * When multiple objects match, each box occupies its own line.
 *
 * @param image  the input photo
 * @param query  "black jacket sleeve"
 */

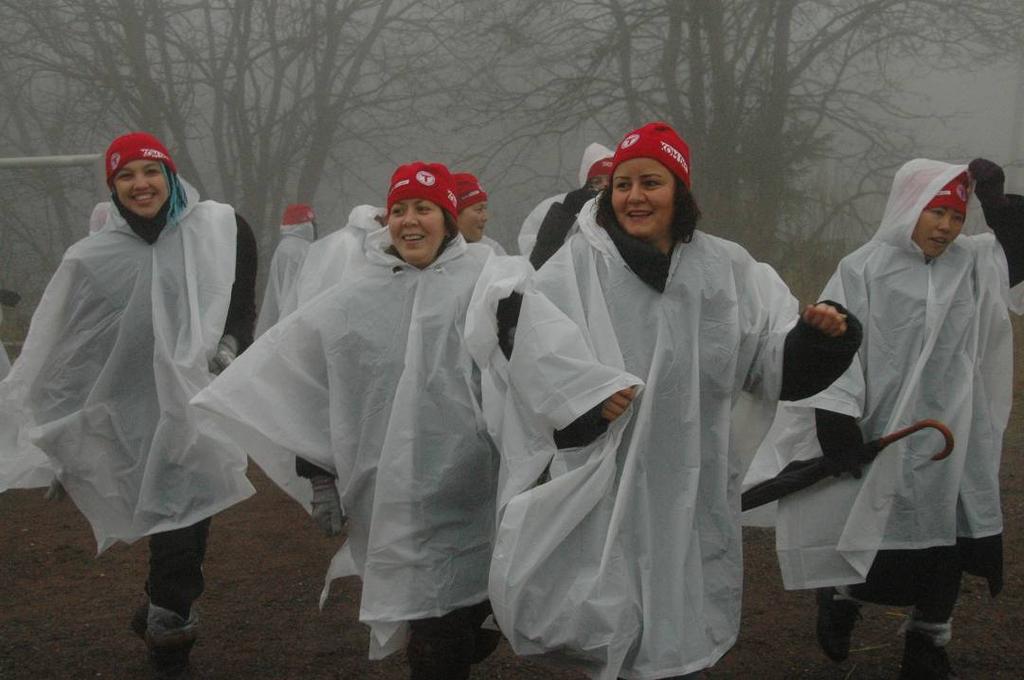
xmin=980 ymin=193 xmax=1024 ymax=287
xmin=224 ymin=213 xmax=258 ymax=352
xmin=779 ymin=301 xmax=862 ymax=402
xmin=530 ymin=202 xmax=578 ymax=269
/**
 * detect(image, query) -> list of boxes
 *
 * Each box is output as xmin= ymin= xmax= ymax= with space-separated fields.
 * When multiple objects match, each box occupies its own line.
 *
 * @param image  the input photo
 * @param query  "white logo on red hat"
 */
xmin=447 ymin=190 xmax=457 ymax=206
xmin=621 ymin=133 xmax=640 ymax=149
xmin=659 ymin=141 xmax=689 ymax=173
xmin=141 ymin=148 xmax=167 ymax=160
xmin=109 ymin=153 xmax=120 ymax=170
xmin=416 ymin=171 xmax=436 ymax=186
xmin=390 ymin=178 xmax=411 ymax=194
xmin=956 ymin=183 xmax=967 ymax=201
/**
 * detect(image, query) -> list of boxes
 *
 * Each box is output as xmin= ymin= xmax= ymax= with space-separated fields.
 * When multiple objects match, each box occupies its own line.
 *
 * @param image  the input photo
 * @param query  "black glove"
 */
xmin=815 ymin=409 xmax=866 ymax=479
xmin=969 ymin=158 xmax=1008 ymax=209
xmin=561 ymin=187 xmax=598 ymax=217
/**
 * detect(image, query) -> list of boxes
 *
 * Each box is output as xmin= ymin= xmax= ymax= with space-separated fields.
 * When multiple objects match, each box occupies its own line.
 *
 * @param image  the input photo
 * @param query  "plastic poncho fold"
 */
xmin=193 ymin=232 xmax=533 ymax=659
xmin=749 ymin=159 xmax=1024 ymax=590
xmin=0 ymin=180 xmax=255 ymax=550
xmin=253 ymin=221 xmax=315 ymax=337
xmin=517 ymin=142 xmax=612 ymax=257
xmin=278 ymin=204 xmax=384 ymax=319
xmin=491 ymin=201 xmax=799 ymax=679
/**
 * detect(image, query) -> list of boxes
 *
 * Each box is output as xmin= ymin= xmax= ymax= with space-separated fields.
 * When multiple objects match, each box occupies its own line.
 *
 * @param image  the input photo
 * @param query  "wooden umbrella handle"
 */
xmin=874 ymin=419 xmax=954 ymax=460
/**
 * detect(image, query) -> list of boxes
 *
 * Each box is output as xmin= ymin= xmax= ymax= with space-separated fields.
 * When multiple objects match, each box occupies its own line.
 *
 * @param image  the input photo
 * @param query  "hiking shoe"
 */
xmin=899 ymin=631 xmax=959 ymax=679
xmin=815 ymin=587 xmax=861 ymax=662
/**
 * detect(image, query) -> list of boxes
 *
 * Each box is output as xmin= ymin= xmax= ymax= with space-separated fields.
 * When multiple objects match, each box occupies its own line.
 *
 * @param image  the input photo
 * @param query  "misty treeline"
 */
xmin=1 ymin=0 xmax=1022 ymax=324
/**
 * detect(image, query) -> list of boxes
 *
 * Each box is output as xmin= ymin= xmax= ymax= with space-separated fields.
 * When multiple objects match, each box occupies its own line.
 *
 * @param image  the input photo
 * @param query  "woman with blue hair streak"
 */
xmin=0 ymin=131 xmax=258 ymax=679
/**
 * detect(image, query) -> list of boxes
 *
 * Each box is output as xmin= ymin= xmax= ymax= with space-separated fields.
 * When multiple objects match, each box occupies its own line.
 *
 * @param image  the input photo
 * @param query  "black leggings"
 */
xmin=847 ymin=545 xmax=962 ymax=623
xmin=146 ymin=518 xmax=212 ymax=619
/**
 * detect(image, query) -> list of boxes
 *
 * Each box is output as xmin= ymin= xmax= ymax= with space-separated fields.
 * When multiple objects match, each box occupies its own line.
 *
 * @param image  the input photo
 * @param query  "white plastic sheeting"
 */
xmin=280 ymin=204 xmax=384 ymax=318
xmin=193 ymin=232 xmax=532 ymax=659
xmin=750 ymin=159 xmax=1024 ymax=590
xmin=253 ymin=221 xmax=315 ymax=337
xmin=490 ymin=201 xmax=798 ymax=679
xmin=0 ymin=181 xmax=254 ymax=551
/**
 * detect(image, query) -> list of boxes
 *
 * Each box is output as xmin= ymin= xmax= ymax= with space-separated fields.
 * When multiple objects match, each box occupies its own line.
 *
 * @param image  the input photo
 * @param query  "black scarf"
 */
xmin=112 ymin=194 xmax=171 ymax=245
xmin=602 ymin=219 xmax=674 ymax=293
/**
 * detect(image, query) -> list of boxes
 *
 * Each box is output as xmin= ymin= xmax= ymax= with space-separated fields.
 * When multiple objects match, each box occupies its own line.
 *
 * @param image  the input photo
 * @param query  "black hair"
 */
xmin=594 ymin=175 xmax=701 ymax=245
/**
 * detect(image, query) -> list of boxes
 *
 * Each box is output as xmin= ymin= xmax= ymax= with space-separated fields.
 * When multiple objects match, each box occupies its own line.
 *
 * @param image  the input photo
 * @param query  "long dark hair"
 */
xmin=594 ymin=176 xmax=701 ymax=245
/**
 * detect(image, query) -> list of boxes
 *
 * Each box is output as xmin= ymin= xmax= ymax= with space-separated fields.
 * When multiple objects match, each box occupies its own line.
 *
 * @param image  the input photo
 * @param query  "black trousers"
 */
xmin=847 ymin=545 xmax=962 ymax=623
xmin=406 ymin=600 xmax=498 ymax=680
xmin=146 ymin=518 xmax=211 ymax=619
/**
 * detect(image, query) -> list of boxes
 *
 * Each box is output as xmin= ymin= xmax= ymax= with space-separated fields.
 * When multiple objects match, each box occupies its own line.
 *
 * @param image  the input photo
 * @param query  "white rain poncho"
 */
xmin=0 ymin=181 xmax=255 ymax=550
xmin=517 ymin=142 xmax=612 ymax=257
xmin=276 ymin=204 xmax=383 ymax=319
xmin=253 ymin=220 xmax=315 ymax=337
xmin=89 ymin=202 xmax=111 ymax=234
xmin=480 ymin=234 xmax=507 ymax=255
xmin=751 ymin=159 xmax=1024 ymax=590
xmin=490 ymin=201 xmax=799 ymax=679
xmin=193 ymin=231 xmax=531 ymax=658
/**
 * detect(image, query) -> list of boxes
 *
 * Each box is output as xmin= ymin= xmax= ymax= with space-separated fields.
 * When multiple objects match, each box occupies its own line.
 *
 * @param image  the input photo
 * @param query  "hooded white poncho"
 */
xmin=278 ymin=204 xmax=384 ymax=319
xmin=517 ymin=142 xmax=612 ymax=257
xmin=193 ymin=231 xmax=531 ymax=658
xmin=489 ymin=201 xmax=799 ymax=679
xmin=253 ymin=220 xmax=315 ymax=337
xmin=750 ymin=159 xmax=1024 ymax=590
xmin=0 ymin=181 xmax=255 ymax=550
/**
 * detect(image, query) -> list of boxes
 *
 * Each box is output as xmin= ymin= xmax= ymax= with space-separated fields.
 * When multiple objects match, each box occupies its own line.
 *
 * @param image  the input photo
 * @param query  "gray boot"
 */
xmin=131 ymin=603 xmax=198 ymax=680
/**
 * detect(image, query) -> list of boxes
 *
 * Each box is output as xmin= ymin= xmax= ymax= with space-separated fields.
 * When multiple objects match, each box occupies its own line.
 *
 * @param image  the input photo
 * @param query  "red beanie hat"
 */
xmin=453 ymin=172 xmax=488 ymax=212
xmin=586 ymin=156 xmax=614 ymax=181
xmin=924 ymin=172 xmax=969 ymax=215
xmin=611 ymin=122 xmax=691 ymax=188
xmin=387 ymin=162 xmax=458 ymax=219
xmin=281 ymin=203 xmax=316 ymax=228
xmin=104 ymin=132 xmax=176 ymax=187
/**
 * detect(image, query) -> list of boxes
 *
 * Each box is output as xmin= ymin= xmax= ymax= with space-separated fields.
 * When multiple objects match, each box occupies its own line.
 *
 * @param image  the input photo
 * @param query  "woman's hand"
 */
xmin=601 ymin=387 xmax=637 ymax=422
xmin=802 ymin=303 xmax=847 ymax=337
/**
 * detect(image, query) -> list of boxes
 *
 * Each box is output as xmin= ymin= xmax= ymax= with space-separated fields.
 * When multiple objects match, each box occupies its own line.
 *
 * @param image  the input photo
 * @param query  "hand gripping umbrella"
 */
xmin=741 ymin=419 xmax=954 ymax=512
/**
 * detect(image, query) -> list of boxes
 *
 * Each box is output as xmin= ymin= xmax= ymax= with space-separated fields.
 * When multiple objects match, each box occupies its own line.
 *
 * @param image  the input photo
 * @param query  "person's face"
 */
xmin=611 ymin=158 xmax=676 ymax=254
xmin=911 ymin=205 xmax=965 ymax=258
xmin=587 ymin=174 xmax=610 ymax=191
xmin=112 ymin=160 xmax=169 ymax=219
xmin=456 ymin=202 xmax=488 ymax=243
xmin=388 ymin=198 xmax=447 ymax=268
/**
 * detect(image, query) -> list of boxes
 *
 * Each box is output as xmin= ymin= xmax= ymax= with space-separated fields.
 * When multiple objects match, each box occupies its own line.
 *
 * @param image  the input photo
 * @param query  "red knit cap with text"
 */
xmin=281 ymin=203 xmax=316 ymax=229
xmin=611 ymin=122 xmax=691 ymax=188
xmin=924 ymin=172 xmax=969 ymax=215
xmin=586 ymin=156 xmax=614 ymax=181
xmin=387 ymin=162 xmax=458 ymax=219
xmin=453 ymin=172 xmax=488 ymax=212
xmin=104 ymin=132 xmax=176 ymax=187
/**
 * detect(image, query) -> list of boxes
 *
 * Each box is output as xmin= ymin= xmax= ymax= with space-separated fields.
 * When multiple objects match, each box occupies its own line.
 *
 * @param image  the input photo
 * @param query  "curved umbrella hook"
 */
xmin=875 ymin=419 xmax=954 ymax=460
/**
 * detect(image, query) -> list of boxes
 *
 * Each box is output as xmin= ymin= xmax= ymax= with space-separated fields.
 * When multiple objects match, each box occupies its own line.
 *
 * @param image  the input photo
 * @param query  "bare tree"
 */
xmin=459 ymin=0 xmax=1024 ymax=261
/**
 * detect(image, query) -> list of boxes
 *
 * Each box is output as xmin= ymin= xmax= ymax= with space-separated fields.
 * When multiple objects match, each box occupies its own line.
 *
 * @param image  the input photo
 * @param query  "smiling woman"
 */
xmin=0 ymin=130 xmax=259 ymax=678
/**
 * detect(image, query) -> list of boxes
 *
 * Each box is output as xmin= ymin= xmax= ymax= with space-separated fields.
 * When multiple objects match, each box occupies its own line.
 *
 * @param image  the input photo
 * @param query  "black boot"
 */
xmin=899 ymin=631 xmax=958 ymax=680
xmin=815 ymin=587 xmax=861 ymax=662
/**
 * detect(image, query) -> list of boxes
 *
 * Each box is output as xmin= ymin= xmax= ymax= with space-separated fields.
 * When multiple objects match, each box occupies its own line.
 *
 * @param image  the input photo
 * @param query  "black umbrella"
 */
xmin=741 ymin=419 xmax=954 ymax=512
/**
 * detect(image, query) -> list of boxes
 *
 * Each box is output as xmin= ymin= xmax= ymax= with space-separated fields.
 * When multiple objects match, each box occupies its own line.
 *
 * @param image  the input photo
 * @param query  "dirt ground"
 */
xmin=1 ymin=426 xmax=1021 ymax=680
